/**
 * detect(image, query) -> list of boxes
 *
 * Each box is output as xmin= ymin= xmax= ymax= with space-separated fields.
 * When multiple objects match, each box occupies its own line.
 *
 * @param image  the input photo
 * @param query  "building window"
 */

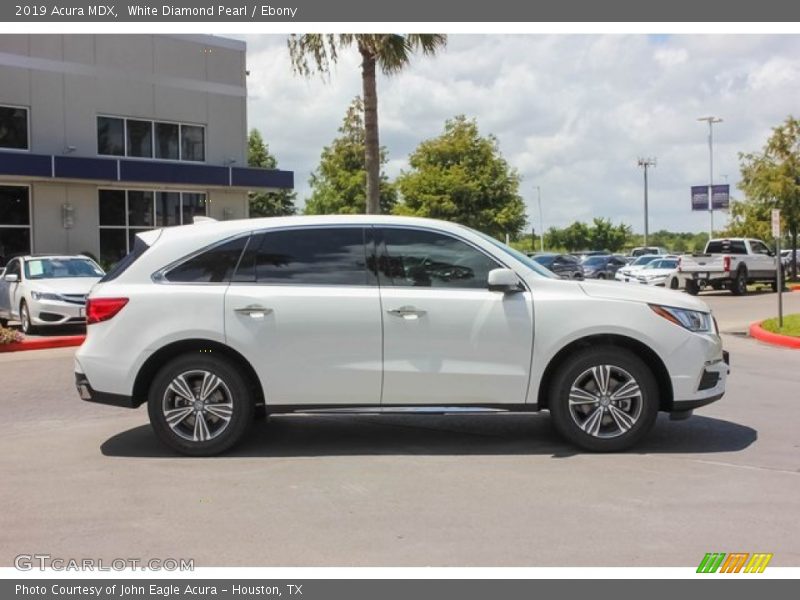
xmin=126 ymin=120 xmax=153 ymax=158
xmin=180 ymin=124 xmax=205 ymax=162
xmin=0 ymin=185 xmax=31 ymax=266
xmin=97 ymin=116 xmax=205 ymax=162
xmin=98 ymin=189 xmax=207 ymax=265
xmin=97 ymin=116 xmax=124 ymax=156
xmin=0 ymin=105 xmax=29 ymax=151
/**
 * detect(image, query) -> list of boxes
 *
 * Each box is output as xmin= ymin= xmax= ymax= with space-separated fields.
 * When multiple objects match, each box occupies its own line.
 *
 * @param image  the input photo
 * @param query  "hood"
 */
xmin=579 ymin=279 xmax=710 ymax=312
xmin=28 ymin=277 xmax=101 ymax=295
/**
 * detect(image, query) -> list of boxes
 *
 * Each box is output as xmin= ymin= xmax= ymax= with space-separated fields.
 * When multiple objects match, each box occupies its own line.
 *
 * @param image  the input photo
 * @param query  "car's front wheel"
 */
xmin=548 ymin=346 xmax=659 ymax=452
xmin=19 ymin=301 xmax=36 ymax=335
xmin=147 ymin=354 xmax=254 ymax=456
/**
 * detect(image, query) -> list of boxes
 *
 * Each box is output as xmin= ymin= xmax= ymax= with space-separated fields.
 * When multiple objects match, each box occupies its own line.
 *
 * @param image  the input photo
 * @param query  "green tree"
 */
xmin=739 ymin=116 xmax=800 ymax=278
xmin=588 ymin=217 xmax=631 ymax=252
xmin=288 ymin=34 xmax=447 ymax=215
xmin=305 ymin=97 xmax=397 ymax=215
xmin=394 ymin=115 xmax=527 ymax=238
xmin=724 ymin=198 xmax=773 ymax=242
xmin=247 ymin=129 xmax=296 ymax=217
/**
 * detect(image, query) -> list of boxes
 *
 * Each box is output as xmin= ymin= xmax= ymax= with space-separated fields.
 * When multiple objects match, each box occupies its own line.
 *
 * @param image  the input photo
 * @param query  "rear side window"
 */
xmin=100 ymin=236 xmax=149 ymax=282
xmin=165 ymin=236 xmax=248 ymax=283
xmin=234 ymin=227 xmax=370 ymax=286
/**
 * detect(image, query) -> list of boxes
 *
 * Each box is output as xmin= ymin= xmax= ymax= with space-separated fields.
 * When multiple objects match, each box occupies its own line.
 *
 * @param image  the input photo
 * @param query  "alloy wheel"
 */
xmin=162 ymin=370 xmax=234 ymax=442
xmin=567 ymin=365 xmax=643 ymax=438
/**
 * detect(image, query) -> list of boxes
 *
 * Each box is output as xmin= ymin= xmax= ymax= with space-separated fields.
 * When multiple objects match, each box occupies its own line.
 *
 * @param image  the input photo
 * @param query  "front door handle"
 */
xmin=387 ymin=306 xmax=427 ymax=320
xmin=234 ymin=304 xmax=273 ymax=318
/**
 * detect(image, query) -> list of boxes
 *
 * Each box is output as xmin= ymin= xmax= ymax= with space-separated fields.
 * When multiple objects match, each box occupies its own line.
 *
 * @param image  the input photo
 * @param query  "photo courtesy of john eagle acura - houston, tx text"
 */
xmin=74 ymin=215 xmax=729 ymax=456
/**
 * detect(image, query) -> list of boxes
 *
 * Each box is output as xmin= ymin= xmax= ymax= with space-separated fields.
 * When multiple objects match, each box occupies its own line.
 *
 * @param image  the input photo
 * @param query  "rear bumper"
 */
xmin=75 ymin=372 xmax=136 ymax=408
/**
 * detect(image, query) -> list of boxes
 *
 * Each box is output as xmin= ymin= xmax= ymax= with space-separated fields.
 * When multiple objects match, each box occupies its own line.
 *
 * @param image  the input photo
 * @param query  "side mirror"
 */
xmin=488 ymin=268 xmax=521 ymax=293
xmin=4 ymin=273 xmax=18 ymax=283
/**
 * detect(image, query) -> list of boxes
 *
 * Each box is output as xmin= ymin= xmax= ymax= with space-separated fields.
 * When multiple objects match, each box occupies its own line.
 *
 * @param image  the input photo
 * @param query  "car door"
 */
xmin=223 ymin=226 xmax=383 ymax=407
xmin=748 ymin=240 xmax=776 ymax=278
xmin=377 ymin=226 xmax=534 ymax=406
xmin=0 ymin=258 xmax=21 ymax=318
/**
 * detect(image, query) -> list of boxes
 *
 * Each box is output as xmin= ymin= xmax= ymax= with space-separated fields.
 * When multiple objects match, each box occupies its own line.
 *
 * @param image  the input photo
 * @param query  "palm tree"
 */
xmin=288 ymin=34 xmax=447 ymax=214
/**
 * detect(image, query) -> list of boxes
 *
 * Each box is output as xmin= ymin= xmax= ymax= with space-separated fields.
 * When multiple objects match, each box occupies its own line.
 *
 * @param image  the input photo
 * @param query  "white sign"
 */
xmin=771 ymin=208 xmax=781 ymax=238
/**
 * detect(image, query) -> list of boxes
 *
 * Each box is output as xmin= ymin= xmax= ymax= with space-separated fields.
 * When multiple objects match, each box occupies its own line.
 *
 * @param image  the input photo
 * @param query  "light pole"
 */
xmin=698 ymin=116 xmax=723 ymax=240
xmin=535 ymin=186 xmax=544 ymax=252
xmin=637 ymin=158 xmax=656 ymax=246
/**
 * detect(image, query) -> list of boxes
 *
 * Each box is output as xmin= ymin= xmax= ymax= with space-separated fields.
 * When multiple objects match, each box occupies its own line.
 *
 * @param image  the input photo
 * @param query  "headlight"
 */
xmin=30 ymin=291 xmax=62 ymax=301
xmin=650 ymin=304 xmax=713 ymax=333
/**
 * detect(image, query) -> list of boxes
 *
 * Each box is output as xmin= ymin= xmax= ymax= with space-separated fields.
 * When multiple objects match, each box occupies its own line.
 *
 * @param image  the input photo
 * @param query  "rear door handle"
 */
xmin=234 ymin=304 xmax=273 ymax=318
xmin=387 ymin=306 xmax=427 ymax=320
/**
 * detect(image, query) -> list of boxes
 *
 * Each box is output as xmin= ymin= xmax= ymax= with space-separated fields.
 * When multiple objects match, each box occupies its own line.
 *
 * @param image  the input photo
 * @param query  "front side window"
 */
xmin=750 ymin=240 xmax=771 ymax=255
xmin=235 ymin=227 xmax=370 ymax=286
xmin=165 ymin=236 xmax=248 ymax=283
xmin=5 ymin=258 xmax=20 ymax=277
xmin=378 ymin=228 xmax=501 ymax=289
xmin=0 ymin=185 xmax=31 ymax=265
xmin=0 ymin=105 xmax=29 ymax=150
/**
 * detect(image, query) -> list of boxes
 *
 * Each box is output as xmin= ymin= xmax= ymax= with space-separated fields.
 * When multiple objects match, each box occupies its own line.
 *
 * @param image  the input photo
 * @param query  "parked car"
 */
xmin=615 ymin=254 xmax=662 ymax=282
xmin=581 ymin=254 xmax=628 ymax=279
xmin=75 ymin=215 xmax=728 ymax=456
xmin=573 ymin=250 xmax=610 ymax=261
xmin=630 ymin=246 xmax=670 ymax=258
xmin=528 ymin=253 xmax=584 ymax=279
xmin=635 ymin=258 xmax=680 ymax=288
xmin=0 ymin=255 xmax=105 ymax=333
xmin=780 ymin=249 xmax=798 ymax=274
xmin=677 ymin=238 xmax=778 ymax=295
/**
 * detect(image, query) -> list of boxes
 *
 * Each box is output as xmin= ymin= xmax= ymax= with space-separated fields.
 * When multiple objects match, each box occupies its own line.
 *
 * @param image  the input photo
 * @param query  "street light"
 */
xmin=698 ymin=116 xmax=723 ymax=239
xmin=637 ymin=158 xmax=656 ymax=246
xmin=534 ymin=186 xmax=544 ymax=252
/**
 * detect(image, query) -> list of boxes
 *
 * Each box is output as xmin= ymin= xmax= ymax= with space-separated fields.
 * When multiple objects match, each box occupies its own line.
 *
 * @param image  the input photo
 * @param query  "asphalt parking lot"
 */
xmin=1 ymin=291 xmax=799 ymax=567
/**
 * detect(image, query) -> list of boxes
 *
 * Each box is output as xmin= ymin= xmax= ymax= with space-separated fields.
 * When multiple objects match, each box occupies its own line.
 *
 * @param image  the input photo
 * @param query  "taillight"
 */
xmin=723 ymin=256 xmax=731 ymax=272
xmin=86 ymin=297 xmax=129 ymax=324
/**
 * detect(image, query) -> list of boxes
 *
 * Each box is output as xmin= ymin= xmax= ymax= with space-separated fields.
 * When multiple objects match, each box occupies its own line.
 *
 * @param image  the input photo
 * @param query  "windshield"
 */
xmin=632 ymin=255 xmax=658 ymax=266
xmin=462 ymin=228 xmax=558 ymax=278
xmin=649 ymin=259 xmax=678 ymax=269
xmin=582 ymin=256 xmax=606 ymax=266
xmin=24 ymin=258 xmax=105 ymax=280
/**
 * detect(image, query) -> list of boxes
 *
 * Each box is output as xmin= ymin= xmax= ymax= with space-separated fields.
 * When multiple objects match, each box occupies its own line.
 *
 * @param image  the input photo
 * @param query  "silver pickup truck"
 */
xmin=676 ymin=238 xmax=778 ymax=296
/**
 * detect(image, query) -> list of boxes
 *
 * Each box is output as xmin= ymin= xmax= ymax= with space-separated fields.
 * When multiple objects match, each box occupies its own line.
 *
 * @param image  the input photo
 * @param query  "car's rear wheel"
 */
xmin=19 ymin=301 xmax=36 ymax=335
xmin=685 ymin=280 xmax=699 ymax=295
xmin=669 ymin=277 xmax=679 ymax=290
xmin=731 ymin=268 xmax=748 ymax=296
xmin=147 ymin=354 xmax=254 ymax=456
xmin=0 ymin=317 xmax=8 ymax=328
xmin=548 ymin=346 xmax=659 ymax=452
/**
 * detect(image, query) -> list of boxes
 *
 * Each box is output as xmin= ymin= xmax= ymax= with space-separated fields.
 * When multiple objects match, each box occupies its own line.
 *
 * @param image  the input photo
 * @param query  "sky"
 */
xmin=234 ymin=34 xmax=800 ymax=234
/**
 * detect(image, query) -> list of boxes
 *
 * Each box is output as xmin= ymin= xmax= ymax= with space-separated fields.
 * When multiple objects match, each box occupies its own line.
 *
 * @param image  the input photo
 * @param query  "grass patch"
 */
xmin=761 ymin=313 xmax=800 ymax=338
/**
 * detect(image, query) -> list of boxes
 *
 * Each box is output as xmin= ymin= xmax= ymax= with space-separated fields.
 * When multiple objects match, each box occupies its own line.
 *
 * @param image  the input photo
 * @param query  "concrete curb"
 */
xmin=749 ymin=321 xmax=800 ymax=349
xmin=0 ymin=335 xmax=85 ymax=353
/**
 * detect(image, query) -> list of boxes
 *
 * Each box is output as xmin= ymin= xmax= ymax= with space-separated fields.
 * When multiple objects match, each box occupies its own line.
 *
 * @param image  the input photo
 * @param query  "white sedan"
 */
xmin=615 ymin=254 xmax=661 ymax=282
xmin=0 ymin=255 xmax=105 ymax=333
xmin=635 ymin=258 xmax=680 ymax=288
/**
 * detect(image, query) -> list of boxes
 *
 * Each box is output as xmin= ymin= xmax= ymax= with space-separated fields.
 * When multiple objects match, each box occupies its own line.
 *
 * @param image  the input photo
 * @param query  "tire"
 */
xmin=548 ymin=346 xmax=659 ymax=452
xmin=685 ymin=280 xmax=699 ymax=295
xmin=669 ymin=277 xmax=679 ymax=290
xmin=19 ymin=301 xmax=36 ymax=335
xmin=147 ymin=353 xmax=254 ymax=456
xmin=596 ymin=274 xmax=606 ymax=280
xmin=0 ymin=317 xmax=8 ymax=328
xmin=731 ymin=268 xmax=748 ymax=296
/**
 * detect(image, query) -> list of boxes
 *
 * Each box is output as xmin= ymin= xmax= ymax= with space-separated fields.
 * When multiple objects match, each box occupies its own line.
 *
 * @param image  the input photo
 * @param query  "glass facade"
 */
xmin=0 ymin=185 xmax=31 ymax=266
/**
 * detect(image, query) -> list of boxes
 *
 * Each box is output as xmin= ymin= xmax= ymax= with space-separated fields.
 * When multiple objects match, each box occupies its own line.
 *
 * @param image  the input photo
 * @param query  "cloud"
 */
xmin=235 ymin=34 xmax=800 ymax=233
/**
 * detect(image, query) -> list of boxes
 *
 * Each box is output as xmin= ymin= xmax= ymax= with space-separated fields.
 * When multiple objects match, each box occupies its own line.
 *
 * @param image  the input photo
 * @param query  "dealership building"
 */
xmin=0 ymin=34 xmax=293 ymax=266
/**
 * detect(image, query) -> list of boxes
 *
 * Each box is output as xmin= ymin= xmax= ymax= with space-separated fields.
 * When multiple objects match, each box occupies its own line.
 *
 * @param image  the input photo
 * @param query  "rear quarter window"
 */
xmin=164 ymin=236 xmax=249 ymax=283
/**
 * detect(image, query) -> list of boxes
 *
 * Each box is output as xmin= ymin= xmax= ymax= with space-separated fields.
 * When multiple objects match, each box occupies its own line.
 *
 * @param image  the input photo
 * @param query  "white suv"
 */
xmin=75 ymin=216 xmax=729 ymax=455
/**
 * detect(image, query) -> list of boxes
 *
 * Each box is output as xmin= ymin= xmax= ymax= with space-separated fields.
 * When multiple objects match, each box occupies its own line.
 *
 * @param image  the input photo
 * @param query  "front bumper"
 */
xmin=671 ymin=347 xmax=729 ymax=412
xmin=75 ymin=372 xmax=136 ymax=408
xmin=31 ymin=299 xmax=86 ymax=326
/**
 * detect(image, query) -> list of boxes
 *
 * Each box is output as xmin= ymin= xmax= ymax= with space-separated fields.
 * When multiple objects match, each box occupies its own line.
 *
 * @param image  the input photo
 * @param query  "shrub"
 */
xmin=0 ymin=326 xmax=24 ymax=345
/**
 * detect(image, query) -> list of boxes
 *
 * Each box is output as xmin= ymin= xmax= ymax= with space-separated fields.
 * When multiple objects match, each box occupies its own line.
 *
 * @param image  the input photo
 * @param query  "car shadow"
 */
xmin=100 ymin=413 xmax=757 ymax=459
